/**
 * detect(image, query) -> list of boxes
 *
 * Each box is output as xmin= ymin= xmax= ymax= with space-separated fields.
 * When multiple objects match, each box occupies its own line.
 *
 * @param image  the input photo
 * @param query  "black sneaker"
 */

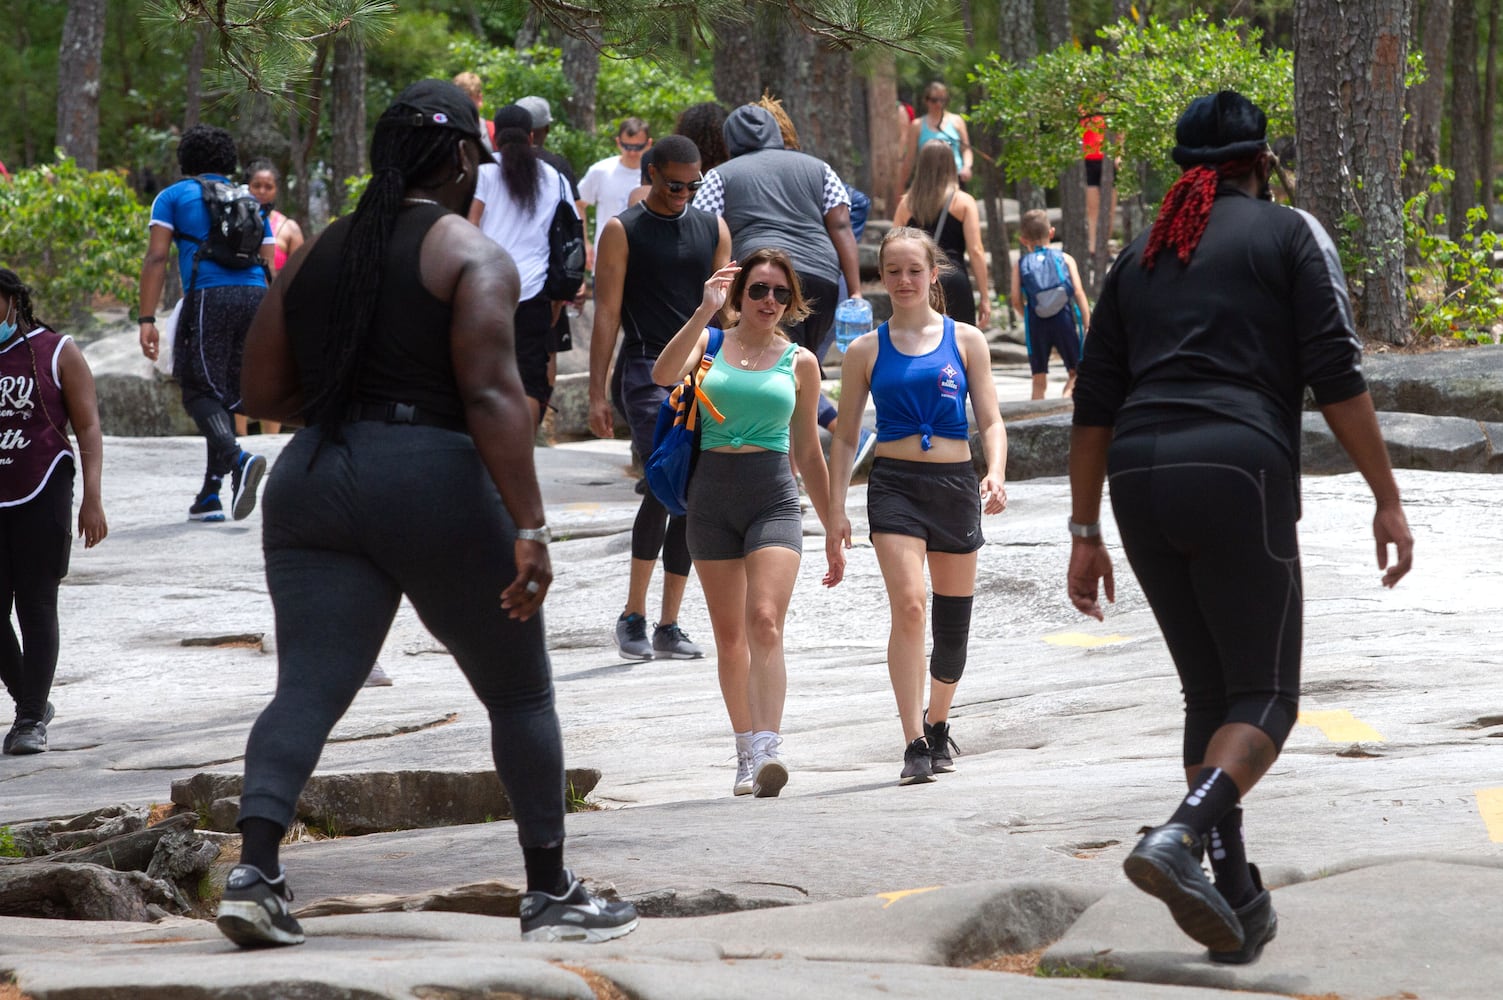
xmin=900 ymin=737 xmax=934 ymax=785
xmin=924 ymin=710 xmax=958 ymax=773
xmin=231 ymin=452 xmax=268 ymax=521
xmin=652 ymin=621 xmax=704 ymax=659
xmin=216 ymin=864 xmax=305 ymax=948
xmin=615 ymin=612 xmax=653 ymax=661
xmin=1209 ymin=864 xmax=1277 ymax=964
xmin=3 ymin=701 xmax=53 ymax=755
xmin=188 ymin=491 xmax=226 ymax=522
xmin=1123 ymin=823 xmax=1244 ymax=952
xmin=519 ymin=870 xmax=639 ymax=943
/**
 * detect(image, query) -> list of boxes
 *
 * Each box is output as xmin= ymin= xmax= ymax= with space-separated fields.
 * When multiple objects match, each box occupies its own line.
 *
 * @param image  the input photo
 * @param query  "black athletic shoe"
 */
xmin=519 ymin=870 xmax=639 ymax=943
xmin=3 ymin=701 xmax=54 ymax=755
xmin=900 ymin=737 xmax=935 ymax=785
xmin=1123 ymin=823 xmax=1244 ymax=952
xmin=216 ymin=864 xmax=305 ymax=948
xmin=1209 ymin=865 xmax=1277 ymax=964
xmin=231 ymin=452 xmax=268 ymax=521
xmin=188 ymin=491 xmax=226 ymax=522
xmin=924 ymin=711 xmax=959 ymax=773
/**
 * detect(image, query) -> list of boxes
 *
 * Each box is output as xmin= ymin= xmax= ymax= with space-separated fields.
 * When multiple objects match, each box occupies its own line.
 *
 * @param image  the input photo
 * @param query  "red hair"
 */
xmin=1142 ymin=157 xmax=1260 ymax=269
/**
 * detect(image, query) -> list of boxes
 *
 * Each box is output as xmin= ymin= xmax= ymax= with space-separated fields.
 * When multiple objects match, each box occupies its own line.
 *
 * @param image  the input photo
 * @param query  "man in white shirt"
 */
xmin=578 ymin=117 xmax=652 ymax=268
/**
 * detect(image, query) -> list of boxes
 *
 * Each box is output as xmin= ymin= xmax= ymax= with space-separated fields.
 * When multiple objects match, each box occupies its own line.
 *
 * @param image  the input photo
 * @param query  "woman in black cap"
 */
xmin=1066 ymin=90 xmax=1413 ymax=964
xmin=215 ymin=79 xmax=636 ymax=949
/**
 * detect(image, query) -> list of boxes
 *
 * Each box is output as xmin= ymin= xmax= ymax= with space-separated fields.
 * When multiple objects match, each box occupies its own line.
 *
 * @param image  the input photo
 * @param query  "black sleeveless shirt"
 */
xmin=284 ymin=204 xmax=463 ymax=424
xmin=617 ymin=202 xmax=720 ymax=357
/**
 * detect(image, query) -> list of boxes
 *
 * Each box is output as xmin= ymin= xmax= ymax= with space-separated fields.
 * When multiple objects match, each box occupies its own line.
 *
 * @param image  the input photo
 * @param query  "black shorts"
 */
xmin=867 ymin=457 xmax=983 ymax=554
xmin=515 ymin=293 xmax=554 ymax=409
xmin=611 ymin=351 xmax=668 ymax=463
xmin=1025 ymin=308 xmax=1082 ymax=375
xmin=1085 ymin=158 xmax=1104 ymax=188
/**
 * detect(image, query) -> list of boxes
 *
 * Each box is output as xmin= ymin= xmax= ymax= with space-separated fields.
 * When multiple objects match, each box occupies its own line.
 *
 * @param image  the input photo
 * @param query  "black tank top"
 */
xmin=618 ymin=202 xmax=721 ymax=357
xmin=914 ymin=199 xmax=968 ymax=272
xmin=284 ymin=204 xmax=462 ymax=424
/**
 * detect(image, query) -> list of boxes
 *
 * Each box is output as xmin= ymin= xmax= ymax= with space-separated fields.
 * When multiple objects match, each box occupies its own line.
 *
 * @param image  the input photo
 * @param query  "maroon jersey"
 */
xmin=0 ymin=328 xmax=74 ymax=506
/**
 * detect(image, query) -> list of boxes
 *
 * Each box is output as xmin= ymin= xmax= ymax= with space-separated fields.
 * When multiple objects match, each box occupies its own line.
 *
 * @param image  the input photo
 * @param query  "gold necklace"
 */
xmin=738 ymin=333 xmax=776 ymax=368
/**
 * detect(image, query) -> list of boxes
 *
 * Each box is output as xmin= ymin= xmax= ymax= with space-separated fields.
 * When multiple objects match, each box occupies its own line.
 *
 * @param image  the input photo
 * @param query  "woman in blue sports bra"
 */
xmin=653 ymin=247 xmax=844 ymax=800
xmin=899 ymin=81 xmax=973 ymax=189
xmin=826 ymin=227 xmax=1007 ymax=787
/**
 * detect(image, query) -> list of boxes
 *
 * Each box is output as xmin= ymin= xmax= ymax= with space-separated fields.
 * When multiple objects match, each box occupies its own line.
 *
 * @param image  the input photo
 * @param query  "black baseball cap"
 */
xmin=1171 ymin=90 xmax=1268 ymax=167
xmin=388 ymin=79 xmax=482 ymax=142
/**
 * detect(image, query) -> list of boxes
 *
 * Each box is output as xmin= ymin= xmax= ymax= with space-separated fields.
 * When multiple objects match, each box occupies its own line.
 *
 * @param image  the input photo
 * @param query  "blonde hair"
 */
xmin=879 ymin=227 xmax=950 ymax=315
xmin=906 ymin=139 xmax=959 ymax=228
xmin=1019 ymin=208 xmax=1051 ymax=244
xmin=758 ymin=92 xmax=800 ymax=150
xmin=725 ymin=247 xmax=812 ymax=328
xmin=451 ymin=72 xmax=483 ymax=101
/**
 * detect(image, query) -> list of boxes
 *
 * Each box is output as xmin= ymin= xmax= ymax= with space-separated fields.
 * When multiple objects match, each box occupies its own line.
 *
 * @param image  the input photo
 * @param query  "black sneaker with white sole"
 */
xmin=230 ymin=452 xmax=268 ymax=521
xmin=216 ymin=864 xmax=305 ymax=948
xmin=519 ymin=870 xmax=639 ymax=943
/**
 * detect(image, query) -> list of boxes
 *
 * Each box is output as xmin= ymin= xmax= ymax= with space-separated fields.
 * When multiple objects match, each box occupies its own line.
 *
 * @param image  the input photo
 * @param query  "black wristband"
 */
xmin=139 ymin=315 xmax=156 ymax=324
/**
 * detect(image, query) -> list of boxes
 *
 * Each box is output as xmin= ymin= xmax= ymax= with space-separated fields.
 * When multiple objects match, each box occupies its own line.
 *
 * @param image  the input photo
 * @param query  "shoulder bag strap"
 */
xmin=933 ymin=192 xmax=956 ymax=246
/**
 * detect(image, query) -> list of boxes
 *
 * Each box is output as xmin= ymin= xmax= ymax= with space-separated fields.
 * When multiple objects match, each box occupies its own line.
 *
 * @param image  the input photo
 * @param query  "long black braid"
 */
xmin=0 ymin=268 xmax=70 ymax=446
xmin=302 ymin=108 xmax=467 ymax=436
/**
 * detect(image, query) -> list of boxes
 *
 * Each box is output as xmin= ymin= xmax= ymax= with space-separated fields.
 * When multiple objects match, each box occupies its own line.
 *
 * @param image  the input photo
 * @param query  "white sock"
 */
xmin=753 ymin=730 xmax=781 ymax=755
xmin=735 ymin=730 xmax=754 ymax=755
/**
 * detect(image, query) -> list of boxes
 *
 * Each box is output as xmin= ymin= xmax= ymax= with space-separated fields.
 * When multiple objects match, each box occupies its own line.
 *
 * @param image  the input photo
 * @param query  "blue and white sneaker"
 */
xmin=188 ymin=491 xmax=226 ymax=522
xmin=216 ymin=864 xmax=304 ymax=948
xmin=519 ymin=870 xmax=639 ymax=943
xmin=231 ymin=451 xmax=268 ymax=521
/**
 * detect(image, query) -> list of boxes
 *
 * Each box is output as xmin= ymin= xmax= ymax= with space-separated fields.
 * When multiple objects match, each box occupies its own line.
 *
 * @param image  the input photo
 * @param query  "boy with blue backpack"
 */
xmin=1010 ymin=208 xmax=1091 ymax=399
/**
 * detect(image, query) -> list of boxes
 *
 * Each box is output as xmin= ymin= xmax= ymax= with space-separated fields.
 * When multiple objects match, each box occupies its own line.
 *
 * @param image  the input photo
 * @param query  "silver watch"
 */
xmin=516 ymin=525 xmax=552 ymax=545
xmin=1067 ymin=519 xmax=1102 ymax=539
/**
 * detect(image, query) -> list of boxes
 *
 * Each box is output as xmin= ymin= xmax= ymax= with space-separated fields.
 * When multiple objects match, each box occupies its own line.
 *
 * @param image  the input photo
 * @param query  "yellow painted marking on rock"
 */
xmin=1297 ymin=710 xmax=1384 ymax=743
xmin=1477 ymin=788 xmax=1503 ymax=844
xmin=876 ymin=887 xmax=942 ymax=909
xmin=1042 ymin=632 xmax=1131 ymax=648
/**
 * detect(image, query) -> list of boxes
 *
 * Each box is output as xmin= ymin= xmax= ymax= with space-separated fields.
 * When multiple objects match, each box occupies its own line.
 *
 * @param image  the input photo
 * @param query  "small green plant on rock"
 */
xmin=0 ymin=826 xmax=23 ymax=858
xmin=566 ymin=780 xmax=600 ymax=813
xmin=1036 ymin=957 xmax=1125 ymax=979
xmin=1404 ymin=166 xmax=1503 ymax=343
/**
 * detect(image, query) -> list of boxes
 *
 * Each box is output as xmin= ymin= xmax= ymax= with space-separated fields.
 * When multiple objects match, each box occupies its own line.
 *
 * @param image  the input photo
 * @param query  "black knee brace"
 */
xmin=929 ymin=594 xmax=973 ymax=684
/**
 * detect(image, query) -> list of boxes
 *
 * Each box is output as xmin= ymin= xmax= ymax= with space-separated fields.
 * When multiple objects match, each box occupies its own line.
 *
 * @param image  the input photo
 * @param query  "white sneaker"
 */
xmin=751 ymin=736 xmax=788 ymax=798
xmin=733 ymin=749 xmax=755 ymax=796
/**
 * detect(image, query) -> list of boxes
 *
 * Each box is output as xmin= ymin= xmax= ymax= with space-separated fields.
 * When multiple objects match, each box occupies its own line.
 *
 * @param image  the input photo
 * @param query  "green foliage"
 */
xmin=1035 ymin=958 xmax=1124 ymax=979
xmin=0 ymin=826 xmax=23 ymax=859
xmin=972 ymin=14 xmax=1293 ymax=196
xmin=1404 ymin=167 xmax=1503 ymax=343
xmin=0 ymin=157 xmax=149 ymax=326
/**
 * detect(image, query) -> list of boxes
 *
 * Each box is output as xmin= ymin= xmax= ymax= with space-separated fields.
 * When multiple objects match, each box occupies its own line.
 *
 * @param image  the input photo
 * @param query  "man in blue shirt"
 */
xmin=137 ymin=124 xmax=274 ymax=522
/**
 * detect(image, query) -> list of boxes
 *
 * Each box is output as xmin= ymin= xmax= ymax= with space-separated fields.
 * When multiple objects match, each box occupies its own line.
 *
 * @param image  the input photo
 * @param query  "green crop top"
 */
xmin=698 ymin=339 xmax=799 ymax=454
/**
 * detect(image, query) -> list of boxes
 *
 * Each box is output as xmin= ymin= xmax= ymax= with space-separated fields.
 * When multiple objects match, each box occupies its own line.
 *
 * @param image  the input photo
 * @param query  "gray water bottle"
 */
xmin=834 ymin=297 xmax=873 ymax=352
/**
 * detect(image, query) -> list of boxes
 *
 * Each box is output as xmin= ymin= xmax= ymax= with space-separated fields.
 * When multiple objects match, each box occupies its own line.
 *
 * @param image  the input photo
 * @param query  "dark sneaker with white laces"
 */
xmin=924 ymin=710 xmax=958 ymax=773
xmin=1123 ymin=823 xmax=1244 ymax=952
xmin=1209 ymin=864 xmax=1277 ymax=964
xmin=652 ymin=621 xmax=704 ymax=659
xmin=216 ymin=864 xmax=304 ymax=948
xmin=231 ymin=452 xmax=268 ymax=521
xmin=188 ymin=491 xmax=226 ymax=522
xmin=615 ymin=612 xmax=653 ymax=660
xmin=900 ymin=737 xmax=934 ymax=785
xmin=519 ymin=870 xmax=639 ymax=943
xmin=3 ymin=702 xmax=53 ymax=755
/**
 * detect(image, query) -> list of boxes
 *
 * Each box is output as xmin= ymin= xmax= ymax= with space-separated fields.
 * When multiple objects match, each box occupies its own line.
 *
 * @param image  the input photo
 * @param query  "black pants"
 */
xmin=237 ymin=423 xmax=565 ymax=848
xmin=1108 ymin=420 xmax=1302 ymax=765
xmin=175 ymin=285 xmax=263 ymax=476
xmin=0 ymin=465 xmax=73 ymax=723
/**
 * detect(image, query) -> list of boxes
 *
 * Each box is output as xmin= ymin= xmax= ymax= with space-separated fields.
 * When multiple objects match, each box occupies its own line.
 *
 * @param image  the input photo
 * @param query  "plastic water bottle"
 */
xmin=834 ymin=297 xmax=873 ymax=353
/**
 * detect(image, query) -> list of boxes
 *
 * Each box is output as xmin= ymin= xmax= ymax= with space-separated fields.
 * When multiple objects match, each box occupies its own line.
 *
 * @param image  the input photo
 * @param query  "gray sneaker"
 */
xmin=652 ymin=622 xmax=704 ymax=659
xmin=900 ymin=737 xmax=935 ymax=785
xmin=615 ymin=612 xmax=653 ymax=660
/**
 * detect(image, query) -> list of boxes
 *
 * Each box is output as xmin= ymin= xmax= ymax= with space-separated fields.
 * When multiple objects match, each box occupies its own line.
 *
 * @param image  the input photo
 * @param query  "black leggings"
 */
xmin=0 ymin=466 xmax=73 ymax=723
xmin=176 ymin=286 xmax=261 ymax=476
xmin=237 ymin=423 xmax=565 ymax=848
xmin=1107 ymin=420 xmax=1302 ymax=765
xmin=631 ymin=492 xmax=691 ymax=576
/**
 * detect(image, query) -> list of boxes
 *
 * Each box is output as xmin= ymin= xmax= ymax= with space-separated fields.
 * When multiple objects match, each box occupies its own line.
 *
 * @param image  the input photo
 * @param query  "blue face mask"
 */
xmin=0 ymin=302 xmax=15 ymax=343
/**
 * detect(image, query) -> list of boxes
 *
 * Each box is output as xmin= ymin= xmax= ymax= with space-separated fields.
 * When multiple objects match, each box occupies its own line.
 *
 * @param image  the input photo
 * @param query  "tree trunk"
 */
xmin=561 ymin=31 xmax=599 ymax=135
xmin=184 ymin=23 xmax=207 ymax=131
xmin=999 ymin=0 xmax=1043 ymax=212
xmin=713 ymin=16 xmax=763 ymax=108
xmin=55 ymin=0 xmax=106 ymax=169
xmin=1295 ymin=0 xmax=1412 ymax=345
xmin=865 ymin=54 xmax=903 ymax=218
xmin=1450 ymin=0 xmax=1482 ymax=238
xmin=1483 ymin=0 xmax=1500 ymax=219
xmin=764 ymin=17 xmax=855 ymax=181
xmin=1041 ymin=0 xmax=1072 ymax=48
xmin=1403 ymin=0 xmax=1452 ymax=203
xmin=328 ymin=32 xmax=366 ymax=219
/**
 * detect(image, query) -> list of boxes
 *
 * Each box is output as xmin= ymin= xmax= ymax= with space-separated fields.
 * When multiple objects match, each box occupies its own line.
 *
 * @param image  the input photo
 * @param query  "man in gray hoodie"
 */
xmin=692 ymin=104 xmax=862 ymax=381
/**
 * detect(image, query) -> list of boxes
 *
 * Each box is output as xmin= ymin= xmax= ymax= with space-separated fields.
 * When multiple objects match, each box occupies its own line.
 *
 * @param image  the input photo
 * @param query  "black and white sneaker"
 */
xmin=230 ymin=452 xmax=268 ymax=521
xmin=519 ymin=870 xmax=639 ymax=943
xmin=900 ymin=737 xmax=935 ymax=785
xmin=216 ymin=864 xmax=304 ymax=948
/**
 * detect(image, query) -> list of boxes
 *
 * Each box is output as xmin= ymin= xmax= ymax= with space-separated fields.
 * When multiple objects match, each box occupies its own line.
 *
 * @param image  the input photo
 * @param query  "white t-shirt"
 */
xmin=577 ymin=155 xmax=641 ymax=254
xmin=473 ymin=159 xmax=576 ymax=302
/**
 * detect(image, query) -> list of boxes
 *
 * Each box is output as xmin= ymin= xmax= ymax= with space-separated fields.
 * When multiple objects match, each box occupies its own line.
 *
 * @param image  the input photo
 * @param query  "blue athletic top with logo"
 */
xmin=150 ymin=175 xmax=274 ymax=290
xmin=870 ymin=316 xmax=969 ymax=451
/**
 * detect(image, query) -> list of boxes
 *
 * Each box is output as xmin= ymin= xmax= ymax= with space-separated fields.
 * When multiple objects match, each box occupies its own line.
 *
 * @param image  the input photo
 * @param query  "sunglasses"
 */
xmin=746 ymin=282 xmax=792 ymax=305
xmin=619 ymin=140 xmax=649 ymax=152
xmin=663 ymin=178 xmax=705 ymax=193
xmin=926 ymin=96 xmax=946 ymax=105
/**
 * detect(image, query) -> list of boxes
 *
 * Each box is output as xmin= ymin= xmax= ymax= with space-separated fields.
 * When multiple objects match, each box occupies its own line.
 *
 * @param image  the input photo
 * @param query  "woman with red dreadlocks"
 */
xmin=1065 ymin=91 xmax=1414 ymax=965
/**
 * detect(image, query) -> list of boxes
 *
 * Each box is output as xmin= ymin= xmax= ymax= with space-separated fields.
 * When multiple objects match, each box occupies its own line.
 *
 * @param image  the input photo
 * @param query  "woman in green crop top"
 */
xmin=653 ymin=247 xmax=844 ymax=799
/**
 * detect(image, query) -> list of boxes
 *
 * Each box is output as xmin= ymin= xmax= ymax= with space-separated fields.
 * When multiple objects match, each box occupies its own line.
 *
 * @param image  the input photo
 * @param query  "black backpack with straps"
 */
xmin=182 ymin=176 xmax=266 ymax=291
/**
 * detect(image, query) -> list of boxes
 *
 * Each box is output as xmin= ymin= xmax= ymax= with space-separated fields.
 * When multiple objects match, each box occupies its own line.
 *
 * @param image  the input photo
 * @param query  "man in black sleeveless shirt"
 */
xmin=588 ymin=135 xmax=730 ymax=660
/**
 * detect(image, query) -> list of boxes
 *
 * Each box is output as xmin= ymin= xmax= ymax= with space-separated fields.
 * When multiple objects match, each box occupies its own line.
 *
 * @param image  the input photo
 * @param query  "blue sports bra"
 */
xmin=870 ymin=316 xmax=970 ymax=450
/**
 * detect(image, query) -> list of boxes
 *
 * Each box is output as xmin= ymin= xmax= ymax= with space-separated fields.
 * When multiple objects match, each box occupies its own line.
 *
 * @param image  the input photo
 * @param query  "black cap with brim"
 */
xmin=1171 ymin=90 xmax=1268 ymax=167
xmin=388 ymin=79 xmax=482 ymax=142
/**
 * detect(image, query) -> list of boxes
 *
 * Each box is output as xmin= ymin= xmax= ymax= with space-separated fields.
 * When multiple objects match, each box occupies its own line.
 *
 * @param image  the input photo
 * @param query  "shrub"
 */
xmin=1404 ymin=167 xmax=1503 ymax=343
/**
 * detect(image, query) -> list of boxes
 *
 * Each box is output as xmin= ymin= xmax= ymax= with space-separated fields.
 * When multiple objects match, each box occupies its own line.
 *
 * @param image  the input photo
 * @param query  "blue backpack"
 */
xmin=845 ymin=184 xmax=871 ymax=241
xmin=1019 ymin=247 xmax=1073 ymax=318
xmin=645 ymin=328 xmax=725 ymax=517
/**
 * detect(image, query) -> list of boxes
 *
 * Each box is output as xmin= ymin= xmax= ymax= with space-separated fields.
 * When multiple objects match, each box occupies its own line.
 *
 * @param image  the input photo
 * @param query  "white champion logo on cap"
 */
xmin=432 ymin=112 xmax=449 ymax=124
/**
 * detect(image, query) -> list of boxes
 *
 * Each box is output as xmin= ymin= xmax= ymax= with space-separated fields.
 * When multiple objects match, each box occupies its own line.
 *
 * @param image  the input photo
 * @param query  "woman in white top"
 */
xmin=468 ymin=103 xmax=578 ymax=427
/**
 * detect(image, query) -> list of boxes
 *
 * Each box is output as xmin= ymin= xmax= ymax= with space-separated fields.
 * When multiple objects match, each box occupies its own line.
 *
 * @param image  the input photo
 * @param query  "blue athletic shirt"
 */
xmin=149 ymin=175 xmax=274 ymax=291
xmin=870 ymin=316 xmax=970 ymax=451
